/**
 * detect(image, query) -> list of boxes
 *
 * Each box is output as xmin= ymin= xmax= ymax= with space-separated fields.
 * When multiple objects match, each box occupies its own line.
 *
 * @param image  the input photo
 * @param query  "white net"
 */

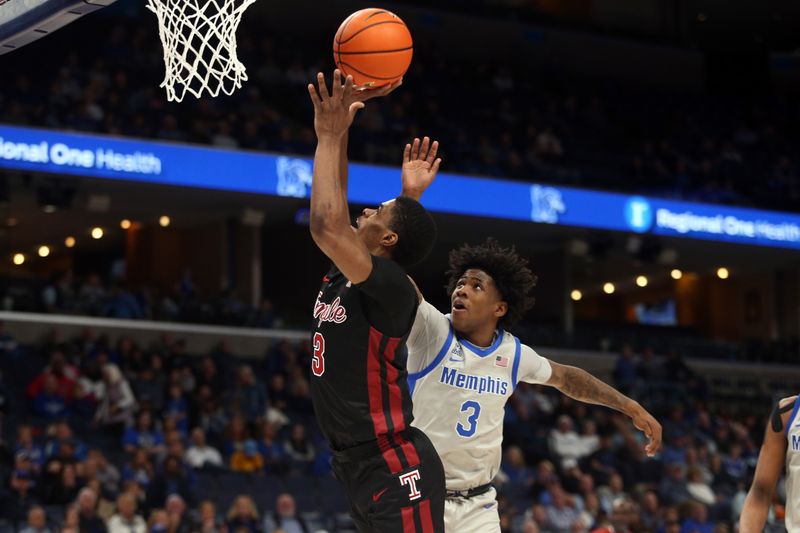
xmin=146 ymin=0 xmax=256 ymax=102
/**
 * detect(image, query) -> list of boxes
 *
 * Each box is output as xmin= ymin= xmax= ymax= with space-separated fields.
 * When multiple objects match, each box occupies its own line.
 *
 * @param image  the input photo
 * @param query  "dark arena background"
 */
xmin=1 ymin=0 xmax=800 ymax=532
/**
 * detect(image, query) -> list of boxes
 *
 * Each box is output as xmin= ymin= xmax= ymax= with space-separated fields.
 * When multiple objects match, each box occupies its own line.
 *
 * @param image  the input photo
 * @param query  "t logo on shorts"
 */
xmin=399 ymin=469 xmax=422 ymax=501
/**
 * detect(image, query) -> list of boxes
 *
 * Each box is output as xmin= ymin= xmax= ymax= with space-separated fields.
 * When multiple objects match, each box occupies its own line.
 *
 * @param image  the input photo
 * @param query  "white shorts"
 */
xmin=444 ymin=487 xmax=500 ymax=533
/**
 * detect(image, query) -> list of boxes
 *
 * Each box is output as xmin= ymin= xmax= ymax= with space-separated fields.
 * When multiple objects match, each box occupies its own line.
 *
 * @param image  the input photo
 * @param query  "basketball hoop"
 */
xmin=146 ymin=0 xmax=256 ymax=102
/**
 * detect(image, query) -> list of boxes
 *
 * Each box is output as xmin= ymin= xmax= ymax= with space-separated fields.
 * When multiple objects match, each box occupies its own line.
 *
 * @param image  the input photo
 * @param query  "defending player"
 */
xmin=740 ymin=395 xmax=798 ymax=532
xmin=306 ymin=69 xmax=445 ymax=533
xmin=398 ymin=156 xmax=661 ymax=532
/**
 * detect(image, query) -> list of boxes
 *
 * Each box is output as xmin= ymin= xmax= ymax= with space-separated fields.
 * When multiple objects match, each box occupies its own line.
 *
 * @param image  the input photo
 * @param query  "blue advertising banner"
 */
xmin=1 ymin=124 xmax=799 ymax=250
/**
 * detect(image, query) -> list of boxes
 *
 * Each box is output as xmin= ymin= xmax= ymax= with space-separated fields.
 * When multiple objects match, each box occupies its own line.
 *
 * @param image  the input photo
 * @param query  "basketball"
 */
xmin=333 ymin=8 xmax=413 ymax=87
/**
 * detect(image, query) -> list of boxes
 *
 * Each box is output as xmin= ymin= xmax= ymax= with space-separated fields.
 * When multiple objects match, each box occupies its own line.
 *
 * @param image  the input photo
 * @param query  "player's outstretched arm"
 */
xmin=401 ymin=136 xmax=442 ymax=201
xmin=740 ymin=397 xmax=794 ymax=532
xmin=546 ymin=361 xmax=662 ymax=456
xmin=307 ymin=70 xmax=372 ymax=283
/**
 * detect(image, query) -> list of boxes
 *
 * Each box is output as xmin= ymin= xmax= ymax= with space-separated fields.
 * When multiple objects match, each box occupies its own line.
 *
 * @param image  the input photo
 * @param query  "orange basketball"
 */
xmin=333 ymin=8 xmax=413 ymax=87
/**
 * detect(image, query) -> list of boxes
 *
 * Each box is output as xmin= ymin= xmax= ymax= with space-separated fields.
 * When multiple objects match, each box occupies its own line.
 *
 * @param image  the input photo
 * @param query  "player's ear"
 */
xmin=494 ymin=301 xmax=508 ymax=319
xmin=380 ymin=229 xmax=399 ymax=249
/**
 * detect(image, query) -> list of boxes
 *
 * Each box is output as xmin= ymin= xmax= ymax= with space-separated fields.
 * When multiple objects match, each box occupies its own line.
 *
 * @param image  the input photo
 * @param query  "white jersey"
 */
xmin=407 ymin=300 xmax=552 ymax=491
xmin=787 ymin=399 xmax=800 ymax=532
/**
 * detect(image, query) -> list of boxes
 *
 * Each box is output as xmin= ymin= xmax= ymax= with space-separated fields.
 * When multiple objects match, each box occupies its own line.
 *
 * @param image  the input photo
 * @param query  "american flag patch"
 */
xmin=495 ymin=355 xmax=508 ymax=367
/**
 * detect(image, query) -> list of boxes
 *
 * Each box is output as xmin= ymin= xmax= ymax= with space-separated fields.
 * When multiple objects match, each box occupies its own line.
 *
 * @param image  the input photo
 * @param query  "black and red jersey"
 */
xmin=309 ymin=255 xmax=418 ymax=456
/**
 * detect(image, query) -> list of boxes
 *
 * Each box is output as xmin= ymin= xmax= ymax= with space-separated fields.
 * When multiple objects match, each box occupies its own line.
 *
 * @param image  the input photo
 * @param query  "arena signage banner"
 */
xmin=1 ymin=124 xmax=800 ymax=250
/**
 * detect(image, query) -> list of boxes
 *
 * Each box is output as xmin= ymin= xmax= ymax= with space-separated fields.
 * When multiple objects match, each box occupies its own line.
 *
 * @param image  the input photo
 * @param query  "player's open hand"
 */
xmin=351 ymin=78 xmax=403 ymax=103
xmin=308 ymin=70 xmax=364 ymax=140
xmin=401 ymin=136 xmax=442 ymax=201
xmin=629 ymin=402 xmax=662 ymax=457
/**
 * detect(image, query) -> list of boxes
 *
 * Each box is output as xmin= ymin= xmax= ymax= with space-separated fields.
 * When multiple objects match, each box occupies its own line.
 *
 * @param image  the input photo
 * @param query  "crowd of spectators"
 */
xmin=0 ymin=269 xmax=281 ymax=328
xmin=0 ymin=5 xmax=799 ymax=212
xmin=0 ymin=323 xmax=789 ymax=532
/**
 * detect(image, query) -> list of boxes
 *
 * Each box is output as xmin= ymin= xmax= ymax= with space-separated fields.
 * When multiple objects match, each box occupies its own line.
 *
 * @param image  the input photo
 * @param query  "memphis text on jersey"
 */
xmin=440 ymin=366 xmax=509 ymax=396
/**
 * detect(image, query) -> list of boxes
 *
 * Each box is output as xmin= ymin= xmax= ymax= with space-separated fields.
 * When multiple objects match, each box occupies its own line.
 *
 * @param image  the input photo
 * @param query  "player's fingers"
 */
xmin=411 ymin=138 xmax=421 ymax=160
xmin=342 ymin=74 xmax=355 ymax=97
xmin=403 ymin=143 xmax=412 ymax=163
xmin=317 ymin=72 xmax=329 ymax=100
xmin=426 ymin=140 xmax=439 ymax=165
xmin=431 ymin=157 xmax=442 ymax=175
xmin=348 ymin=101 xmax=365 ymax=120
xmin=307 ymin=84 xmax=321 ymax=107
xmin=419 ymin=136 xmax=431 ymax=161
xmin=332 ymin=70 xmax=343 ymax=98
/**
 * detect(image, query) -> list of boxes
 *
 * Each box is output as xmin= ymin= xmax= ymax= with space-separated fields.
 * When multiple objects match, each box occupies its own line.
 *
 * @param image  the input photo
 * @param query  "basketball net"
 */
xmin=146 ymin=0 xmax=256 ymax=102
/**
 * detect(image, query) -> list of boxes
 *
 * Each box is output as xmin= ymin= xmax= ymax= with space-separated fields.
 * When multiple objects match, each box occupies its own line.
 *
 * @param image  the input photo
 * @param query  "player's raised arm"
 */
xmin=545 ymin=360 xmax=663 ymax=457
xmin=401 ymin=136 xmax=442 ymax=201
xmin=740 ymin=396 xmax=795 ymax=532
xmin=307 ymin=70 xmax=372 ymax=283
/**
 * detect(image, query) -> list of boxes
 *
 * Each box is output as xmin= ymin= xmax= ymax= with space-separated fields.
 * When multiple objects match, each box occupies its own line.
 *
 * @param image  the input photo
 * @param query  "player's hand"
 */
xmin=350 ymin=78 xmax=403 ymax=104
xmin=628 ymin=402 xmax=662 ymax=457
xmin=401 ymin=136 xmax=442 ymax=201
xmin=308 ymin=70 xmax=364 ymax=140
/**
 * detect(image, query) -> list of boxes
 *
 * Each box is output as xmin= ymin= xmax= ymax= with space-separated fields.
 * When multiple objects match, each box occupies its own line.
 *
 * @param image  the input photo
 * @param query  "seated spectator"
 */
xmin=681 ymin=502 xmax=713 ymax=533
xmin=107 ymin=493 xmax=146 ymax=533
xmin=131 ymin=357 xmax=167 ymax=413
xmin=146 ymin=456 xmax=195 ymax=508
xmin=20 ymin=506 xmax=51 ymax=533
xmin=86 ymin=449 xmax=121 ymax=495
xmin=263 ymin=493 xmax=309 ymax=533
xmin=122 ymin=448 xmax=155 ymax=490
xmin=231 ymin=439 xmax=264 ymax=474
xmin=26 ymin=350 xmax=78 ymax=401
xmin=32 ymin=374 xmax=71 ymax=419
xmin=166 ymin=494 xmax=192 ymax=533
xmin=123 ymin=410 xmax=165 ymax=456
xmin=590 ymin=497 xmax=639 ymax=533
xmin=258 ymin=423 xmax=286 ymax=474
xmin=231 ymin=365 xmax=267 ymax=424
xmin=191 ymin=500 xmax=224 ymax=533
xmin=95 ymin=363 xmax=137 ymax=432
xmin=612 ymin=345 xmax=637 ymax=395
xmin=579 ymin=420 xmax=600 ymax=457
xmin=9 ymin=450 xmax=39 ymax=508
xmin=548 ymin=415 xmax=582 ymax=469
xmin=185 ymin=427 xmax=223 ymax=469
xmin=45 ymin=421 xmax=88 ymax=461
xmin=103 ymin=283 xmax=144 ymax=319
xmin=500 ymin=445 xmax=535 ymax=488
xmin=15 ymin=425 xmax=45 ymax=468
xmin=283 ymin=424 xmax=314 ymax=472
xmin=63 ymin=504 xmax=81 ymax=533
xmin=148 ymin=509 xmax=169 ymax=533
xmin=223 ymin=414 xmax=250 ymax=455
xmin=597 ymin=473 xmax=628 ymax=515
xmin=164 ymin=384 xmax=189 ymax=434
xmin=77 ymin=487 xmax=108 ymax=533
xmin=543 ymin=486 xmax=582 ymax=533
xmin=638 ymin=490 xmax=663 ymax=532
xmin=659 ymin=463 xmax=690 ymax=506
xmin=686 ymin=467 xmax=715 ymax=506
xmin=42 ymin=460 xmax=80 ymax=505
xmin=226 ymin=495 xmax=262 ymax=533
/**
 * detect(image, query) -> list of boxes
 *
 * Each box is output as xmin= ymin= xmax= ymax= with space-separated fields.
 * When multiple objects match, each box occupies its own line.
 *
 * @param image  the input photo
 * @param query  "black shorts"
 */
xmin=331 ymin=426 xmax=445 ymax=533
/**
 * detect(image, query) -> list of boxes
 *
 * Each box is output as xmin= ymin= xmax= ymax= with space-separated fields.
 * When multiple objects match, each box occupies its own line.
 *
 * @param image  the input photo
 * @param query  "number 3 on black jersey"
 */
xmin=312 ymin=332 xmax=326 ymax=376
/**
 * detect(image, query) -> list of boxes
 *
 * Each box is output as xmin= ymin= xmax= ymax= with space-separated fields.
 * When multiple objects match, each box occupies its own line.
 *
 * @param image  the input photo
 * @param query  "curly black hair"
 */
xmin=445 ymin=238 xmax=537 ymax=328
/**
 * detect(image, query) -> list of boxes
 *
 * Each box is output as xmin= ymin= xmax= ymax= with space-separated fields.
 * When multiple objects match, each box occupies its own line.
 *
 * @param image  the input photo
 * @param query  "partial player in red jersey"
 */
xmin=306 ymin=69 xmax=445 ymax=533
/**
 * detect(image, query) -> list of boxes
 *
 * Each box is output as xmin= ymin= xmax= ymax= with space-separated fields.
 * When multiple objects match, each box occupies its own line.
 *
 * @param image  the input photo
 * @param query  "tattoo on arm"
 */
xmin=554 ymin=365 xmax=632 ymax=414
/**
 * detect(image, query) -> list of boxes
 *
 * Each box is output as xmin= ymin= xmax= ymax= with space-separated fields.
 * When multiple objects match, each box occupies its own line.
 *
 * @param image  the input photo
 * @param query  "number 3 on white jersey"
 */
xmin=456 ymin=400 xmax=481 ymax=437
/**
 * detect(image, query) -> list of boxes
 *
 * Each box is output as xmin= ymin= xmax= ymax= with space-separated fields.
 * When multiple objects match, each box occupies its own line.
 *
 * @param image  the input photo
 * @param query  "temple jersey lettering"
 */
xmin=407 ymin=300 xmax=552 ymax=490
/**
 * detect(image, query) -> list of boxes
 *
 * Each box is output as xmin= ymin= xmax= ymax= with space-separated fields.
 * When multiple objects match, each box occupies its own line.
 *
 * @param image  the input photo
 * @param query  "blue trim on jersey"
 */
xmin=458 ymin=329 xmax=505 ymax=358
xmin=511 ymin=336 xmax=522 ymax=388
xmin=408 ymin=325 xmax=455 ymax=383
xmin=786 ymin=397 xmax=800 ymax=437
